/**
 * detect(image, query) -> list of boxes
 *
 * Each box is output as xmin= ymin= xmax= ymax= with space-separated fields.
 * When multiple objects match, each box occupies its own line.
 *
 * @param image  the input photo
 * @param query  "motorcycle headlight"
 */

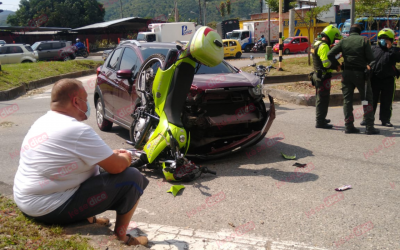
xmin=249 ymin=82 xmax=263 ymax=97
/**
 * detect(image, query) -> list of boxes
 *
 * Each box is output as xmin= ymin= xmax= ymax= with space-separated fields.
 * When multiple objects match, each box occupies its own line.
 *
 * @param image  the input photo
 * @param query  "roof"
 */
xmin=73 ymin=17 xmax=150 ymax=31
xmin=0 ymin=26 xmax=71 ymax=32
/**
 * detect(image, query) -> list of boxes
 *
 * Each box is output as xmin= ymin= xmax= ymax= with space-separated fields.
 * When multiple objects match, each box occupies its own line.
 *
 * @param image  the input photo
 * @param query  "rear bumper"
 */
xmin=186 ymin=95 xmax=276 ymax=160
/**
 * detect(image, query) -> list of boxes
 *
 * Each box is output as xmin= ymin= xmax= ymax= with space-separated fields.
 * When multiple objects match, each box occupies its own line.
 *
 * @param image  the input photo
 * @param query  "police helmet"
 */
xmin=321 ymin=25 xmax=342 ymax=44
xmin=378 ymin=28 xmax=395 ymax=42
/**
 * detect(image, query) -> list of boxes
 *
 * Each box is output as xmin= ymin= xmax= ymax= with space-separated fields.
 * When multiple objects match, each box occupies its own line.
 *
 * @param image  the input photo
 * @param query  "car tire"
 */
xmin=284 ymin=49 xmax=290 ymax=55
xmin=235 ymin=52 xmax=242 ymax=58
xmin=135 ymin=53 xmax=166 ymax=98
xmin=22 ymin=60 xmax=33 ymax=63
xmin=96 ymin=98 xmax=113 ymax=131
xmin=245 ymin=45 xmax=251 ymax=52
xmin=63 ymin=55 xmax=71 ymax=61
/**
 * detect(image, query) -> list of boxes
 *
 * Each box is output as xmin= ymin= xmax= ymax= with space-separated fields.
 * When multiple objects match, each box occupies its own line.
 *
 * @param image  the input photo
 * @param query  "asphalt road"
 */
xmin=1 ymin=69 xmax=399 ymax=249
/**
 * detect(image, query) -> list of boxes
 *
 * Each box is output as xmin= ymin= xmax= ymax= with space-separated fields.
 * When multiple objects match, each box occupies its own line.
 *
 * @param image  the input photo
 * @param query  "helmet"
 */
xmin=378 ymin=28 xmax=395 ymax=42
xmin=261 ymin=35 xmax=264 ymax=38
xmin=321 ymin=25 xmax=342 ymax=44
xmin=76 ymin=38 xmax=80 ymax=42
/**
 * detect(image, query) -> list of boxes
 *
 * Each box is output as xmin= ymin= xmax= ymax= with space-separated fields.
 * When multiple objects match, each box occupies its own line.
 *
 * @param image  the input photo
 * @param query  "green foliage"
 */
xmin=220 ymin=2 xmax=226 ymax=17
xmin=226 ymin=0 xmax=231 ymax=15
xmin=99 ymin=0 xmax=260 ymax=23
xmin=266 ymin=0 xmax=279 ymax=12
xmin=206 ymin=21 xmax=218 ymax=29
xmin=6 ymin=0 xmax=105 ymax=28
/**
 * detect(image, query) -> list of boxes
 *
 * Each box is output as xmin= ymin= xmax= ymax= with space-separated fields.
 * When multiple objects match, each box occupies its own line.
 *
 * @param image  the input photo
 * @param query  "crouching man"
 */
xmin=13 ymin=78 xmax=149 ymax=246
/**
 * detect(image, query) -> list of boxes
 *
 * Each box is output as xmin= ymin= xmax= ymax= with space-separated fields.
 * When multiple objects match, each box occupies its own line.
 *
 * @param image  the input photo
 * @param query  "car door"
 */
xmin=99 ymin=48 xmax=124 ymax=119
xmin=7 ymin=46 xmax=23 ymax=64
xmin=113 ymin=47 xmax=140 ymax=126
xmin=230 ymin=41 xmax=238 ymax=56
xmin=37 ymin=43 xmax=52 ymax=60
xmin=50 ymin=42 xmax=63 ymax=60
xmin=291 ymin=38 xmax=301 ymax=52
xmin=301 ymin=38 xmax=309 ymax=52
xmin=0 ymin=47 xmax=9 ymax=64
xmin=223 ymin=41 xmax=229 ymax=57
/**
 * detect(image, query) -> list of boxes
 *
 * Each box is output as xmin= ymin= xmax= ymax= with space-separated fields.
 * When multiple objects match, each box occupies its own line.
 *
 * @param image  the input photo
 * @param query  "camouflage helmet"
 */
xmin=321 ymin=25 xmax=343 ymax=44
xmin=378 ymin=28 xmax=395 ymax=42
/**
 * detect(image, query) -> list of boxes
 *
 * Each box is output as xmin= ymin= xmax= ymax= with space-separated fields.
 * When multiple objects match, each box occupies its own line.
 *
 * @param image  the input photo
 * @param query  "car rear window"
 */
xmin=25 ymin=46 xmax=33 ymax=52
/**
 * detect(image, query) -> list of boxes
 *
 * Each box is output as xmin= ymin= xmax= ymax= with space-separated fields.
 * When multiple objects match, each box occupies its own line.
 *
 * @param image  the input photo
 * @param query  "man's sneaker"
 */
xmin=316 ymin=123 xmax=333 ymax=129
xmin=366 ymin=127 xmax=380 ymax=135
xmin=325 ymin=119 xmax=331 ymax=123
xmin=381 ymin=121 xmax=393 ymax=127
xmin=345 ymin=126 xmax=360 ymax=134
xmin=360 ymin=120 xmax=366 ymax=126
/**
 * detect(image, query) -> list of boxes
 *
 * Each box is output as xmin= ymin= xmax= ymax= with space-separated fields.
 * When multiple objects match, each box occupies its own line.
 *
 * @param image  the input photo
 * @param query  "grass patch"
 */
xmin=241 ymin=56 xmax=314 ymax=76
xmin=0 ymin=60 xmax=102 ymax=91
xmin=0 ymin=195 xmax=95 ymax=250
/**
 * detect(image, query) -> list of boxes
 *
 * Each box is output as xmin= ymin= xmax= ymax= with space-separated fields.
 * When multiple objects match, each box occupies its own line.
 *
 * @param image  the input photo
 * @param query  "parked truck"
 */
xmin=230 ymin=20 xmax=279 ymax=52
xmin=216 ymin=19 xmax=240 ymax=39
xmin=137 ymin=22 xmax=196 ymax=42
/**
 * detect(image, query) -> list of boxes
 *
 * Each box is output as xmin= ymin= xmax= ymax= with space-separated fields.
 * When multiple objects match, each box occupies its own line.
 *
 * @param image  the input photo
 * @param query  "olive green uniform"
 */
xmin=327 ymin=32 xmax=375 ymax=128
xmin=311 ymin=40 xmax=336 ymax=125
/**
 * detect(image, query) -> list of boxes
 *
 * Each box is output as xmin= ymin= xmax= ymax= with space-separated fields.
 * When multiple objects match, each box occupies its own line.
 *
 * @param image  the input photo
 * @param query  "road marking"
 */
xmin=103 ymin=219 xmax=329 ymax=250
xmin=33 ymin=96 xmax=51 ymax=99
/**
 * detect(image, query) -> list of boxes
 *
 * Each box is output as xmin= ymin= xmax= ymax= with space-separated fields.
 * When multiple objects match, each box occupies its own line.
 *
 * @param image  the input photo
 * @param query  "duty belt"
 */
xmin=344 ymin=66 xmax=365 ymax=72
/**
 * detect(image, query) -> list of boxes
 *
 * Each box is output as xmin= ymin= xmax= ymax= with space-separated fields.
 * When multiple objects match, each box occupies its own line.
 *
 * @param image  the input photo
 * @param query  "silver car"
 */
xmin=0 ymin=44 xmax=38 ymax=64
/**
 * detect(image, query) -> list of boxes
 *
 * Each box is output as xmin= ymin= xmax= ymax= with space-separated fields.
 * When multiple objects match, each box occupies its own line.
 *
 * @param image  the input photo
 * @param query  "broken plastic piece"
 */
xmin=281 ymin=152 xmax=296 ymax=160
xmin=293 ymin=162 xmax=307 ymax=167
xmin=335 ymin=185 xmax=352 ymax=191
xmin=167 ymin=185 xmax=185 ymax=197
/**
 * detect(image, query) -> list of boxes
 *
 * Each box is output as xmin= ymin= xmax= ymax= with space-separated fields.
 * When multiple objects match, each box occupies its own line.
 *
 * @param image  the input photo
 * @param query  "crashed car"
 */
xmin=94 ymin=41 xmax=275 ymax=159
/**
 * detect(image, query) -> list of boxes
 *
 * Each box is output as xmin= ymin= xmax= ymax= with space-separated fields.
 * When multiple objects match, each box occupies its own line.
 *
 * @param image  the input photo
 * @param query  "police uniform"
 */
xmin=328 ymin=27 xmax=377 ymax=134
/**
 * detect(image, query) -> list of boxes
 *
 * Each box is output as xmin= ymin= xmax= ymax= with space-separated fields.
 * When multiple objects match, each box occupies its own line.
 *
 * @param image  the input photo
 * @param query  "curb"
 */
xmin=0 ymin=69 xmax=96 ymax=101
xmin=264 ymin=72 xmax=342 ymax=84
xmin=264 ymin=87 xmax=400 ymax=107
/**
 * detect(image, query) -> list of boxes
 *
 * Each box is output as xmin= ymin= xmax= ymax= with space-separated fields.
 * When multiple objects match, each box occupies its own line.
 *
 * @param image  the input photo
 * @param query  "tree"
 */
xmin=292 ymin=1 xmax=333 ymax=65
xmin=206 ymin=21 xmax=218 ymax=29
xmin=220 ymin=2 xmax=226 ymax=17
xmin=7 ymin=0 xmax=105 ymax=28
xmin=265 ymin=0 xmax=279 ymax=12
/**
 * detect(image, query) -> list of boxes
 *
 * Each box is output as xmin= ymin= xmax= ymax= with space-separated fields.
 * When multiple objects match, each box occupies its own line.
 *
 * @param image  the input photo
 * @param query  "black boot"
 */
xmin=360 ymin=120 xmax=366 ymax=126
xmin=325 ymin=119 xmax=331 ymax=123
xmin=381 ymin=121 xmax=393 ymax=127
xmin=316 ymin=123 xmax=333 ymax=129
xmin=345 ymin=125 xmax=360 ymax=134
xmin=366 ymin=127 xmax=380 ymax=135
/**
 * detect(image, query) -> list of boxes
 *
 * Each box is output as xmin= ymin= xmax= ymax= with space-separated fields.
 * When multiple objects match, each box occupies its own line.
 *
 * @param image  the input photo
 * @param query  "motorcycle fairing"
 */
xmin=162 ymin=162 xmax=176 ymax=181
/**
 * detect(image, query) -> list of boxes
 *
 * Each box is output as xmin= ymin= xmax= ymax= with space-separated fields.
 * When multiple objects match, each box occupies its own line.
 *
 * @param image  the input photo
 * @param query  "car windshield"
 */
xmin=25 ymin=46 xmax=33 ymax=52
xmin=342 ymin=21 xmax=351 ymax=33
xmin=230 ymin=32 xmax=241 ymax=39
xmin=284 ymin=38 xmax=293 ymax=44
xmin=140 ymin=47 xmax=235 ymax=74
xmin=31 ymin=42 xmax=40 ymax=50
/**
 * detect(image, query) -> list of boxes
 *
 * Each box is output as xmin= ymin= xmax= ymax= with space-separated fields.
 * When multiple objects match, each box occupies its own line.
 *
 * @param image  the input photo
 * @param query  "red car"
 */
xmin=273 ymin=36 xmax=310 ymax=55
xmin=94 ymin=41 xmax=275 ymax=160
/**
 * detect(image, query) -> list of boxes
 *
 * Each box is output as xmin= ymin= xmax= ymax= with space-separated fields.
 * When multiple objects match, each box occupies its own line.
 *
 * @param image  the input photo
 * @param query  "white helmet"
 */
xmin=76 ymin=38 xmax=80 ymax=42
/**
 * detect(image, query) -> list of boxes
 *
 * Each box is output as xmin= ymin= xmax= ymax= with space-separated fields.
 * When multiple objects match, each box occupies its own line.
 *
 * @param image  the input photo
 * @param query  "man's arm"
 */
xmin=327 ymin=40 xmax=342 ymax=63
xmin=98 ymin=150 xmax=132 ymax=174
xmin=364 ymin=38 xmax=374 ymax=64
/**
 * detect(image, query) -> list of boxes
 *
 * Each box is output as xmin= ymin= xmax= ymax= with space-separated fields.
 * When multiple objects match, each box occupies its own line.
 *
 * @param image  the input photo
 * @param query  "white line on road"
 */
xmin=102 ymin=219 xmax=330 ymax=250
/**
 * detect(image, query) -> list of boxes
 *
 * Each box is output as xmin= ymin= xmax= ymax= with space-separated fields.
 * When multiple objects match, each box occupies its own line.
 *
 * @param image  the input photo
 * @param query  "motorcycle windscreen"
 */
xmin=163 ymin=61 xmax=195 ymax=127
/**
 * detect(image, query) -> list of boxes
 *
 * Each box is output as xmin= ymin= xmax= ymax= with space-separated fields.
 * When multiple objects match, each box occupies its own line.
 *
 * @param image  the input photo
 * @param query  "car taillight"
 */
xmin=97 ymin=66 xmax=101 ymax=76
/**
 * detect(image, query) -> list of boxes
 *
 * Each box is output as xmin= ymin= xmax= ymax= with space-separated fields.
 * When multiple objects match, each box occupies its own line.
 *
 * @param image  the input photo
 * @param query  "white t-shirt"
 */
xmin=13 ymin=111 xmax=113 ymax=217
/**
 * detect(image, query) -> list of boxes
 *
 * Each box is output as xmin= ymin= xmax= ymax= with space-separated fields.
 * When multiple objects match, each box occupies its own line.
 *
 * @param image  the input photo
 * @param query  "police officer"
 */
xmin=366 ymin=28 xmax=400 ymax=127
xmin=312 ymin=25 xmax=342 ymax=129
xmin=328 ymin=24 xmax=379 ymax=135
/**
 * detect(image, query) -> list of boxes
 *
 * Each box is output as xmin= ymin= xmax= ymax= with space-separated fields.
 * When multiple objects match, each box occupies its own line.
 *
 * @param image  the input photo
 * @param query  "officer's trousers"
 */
xmin=371 ymin=76 xmax=396 ymax=122
xmin=341 ymin=70 xmax=374 ymax=128
xmin=313 ymin=73 xmax=331 ymax=125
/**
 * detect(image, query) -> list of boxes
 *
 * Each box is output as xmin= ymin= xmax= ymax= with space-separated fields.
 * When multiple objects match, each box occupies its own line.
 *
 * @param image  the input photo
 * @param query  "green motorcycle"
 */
xmin=128 ymin=27 xmax=223 ymax=181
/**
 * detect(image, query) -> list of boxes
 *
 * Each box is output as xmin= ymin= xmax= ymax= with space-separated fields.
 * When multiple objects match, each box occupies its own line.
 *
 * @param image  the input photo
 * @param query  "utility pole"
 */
xmin=198 ymin=0 xmax=203 ymax=25
xmin=119 ymin=0 xmax=123 ymax=19
xmin=350 ymin=0 xmax=355 ymax=25
xmin=260 ymin=0 xmax=263 ymax=14
xmin=268 ymin=2 xmax=270 ymax=47
xmin=175 ymin=0 xmax=179 ymax=22
xmin=278 ymin=0 xmax=283 ymax=70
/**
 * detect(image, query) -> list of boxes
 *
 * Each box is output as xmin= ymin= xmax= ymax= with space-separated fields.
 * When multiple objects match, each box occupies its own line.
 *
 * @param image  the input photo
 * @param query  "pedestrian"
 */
xmin=311 ymin=25 xmax=342 ymax=129
xmin=361 ymin=28 xmax=400 ymax=127
xmin=328 ymin=24 xmax=379 ymax=135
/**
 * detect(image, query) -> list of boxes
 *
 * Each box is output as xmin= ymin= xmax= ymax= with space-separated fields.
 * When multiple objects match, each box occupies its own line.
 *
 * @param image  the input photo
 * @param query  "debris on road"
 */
xmin=293 ymin=162 xmax=307 ymax=167
xmin=167 ymin=185 xmax=185 ymax=197
xmin=335 ymin=185 xmax=352 ymax=191
xmin=281 ymin=152 xmax=296 ymax=160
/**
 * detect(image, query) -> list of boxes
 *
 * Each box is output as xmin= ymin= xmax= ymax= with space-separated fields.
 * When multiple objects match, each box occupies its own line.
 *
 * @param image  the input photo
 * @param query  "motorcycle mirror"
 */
xmin=117 ymin=69 xmax=133 ymax=80
xmin=250 ymin=55 xmax=254 ymax=61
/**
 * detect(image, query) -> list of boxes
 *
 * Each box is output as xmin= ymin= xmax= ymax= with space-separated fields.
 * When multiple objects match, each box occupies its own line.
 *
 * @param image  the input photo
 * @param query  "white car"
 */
xmin=0 ymin=44 xmax=38 ymax=64
xmin=0 ymin=40 xmax=6 ymax=45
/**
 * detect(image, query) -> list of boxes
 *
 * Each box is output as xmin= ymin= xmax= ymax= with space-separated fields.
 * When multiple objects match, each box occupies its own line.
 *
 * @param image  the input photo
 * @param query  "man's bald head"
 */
xmin=51 ymin=78 xmax=84 ymax=106
xmin=51 ymin=78 xmax=88 ymax=121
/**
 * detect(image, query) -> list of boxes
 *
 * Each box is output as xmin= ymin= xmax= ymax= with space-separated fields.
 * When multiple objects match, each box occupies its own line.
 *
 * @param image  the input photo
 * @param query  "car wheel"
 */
xmin=235 ymin=52 xmax=242 ymax=58
xmin=63 ymin=55 xmax=71 ymax=61
xmin=284 ymin=49 xmax=290 ymax=55
xmin=245 ymin=45 xmax=251 ymax=52
xmin=96 ymin=98 xmax=113 ymax=131
xmin=22 ymin=60 xmax=32 ymax=63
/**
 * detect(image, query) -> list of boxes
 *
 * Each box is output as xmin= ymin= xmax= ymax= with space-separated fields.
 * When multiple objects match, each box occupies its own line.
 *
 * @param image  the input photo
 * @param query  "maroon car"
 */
xmin=94 ymin=41 xmax=275 ymax=159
